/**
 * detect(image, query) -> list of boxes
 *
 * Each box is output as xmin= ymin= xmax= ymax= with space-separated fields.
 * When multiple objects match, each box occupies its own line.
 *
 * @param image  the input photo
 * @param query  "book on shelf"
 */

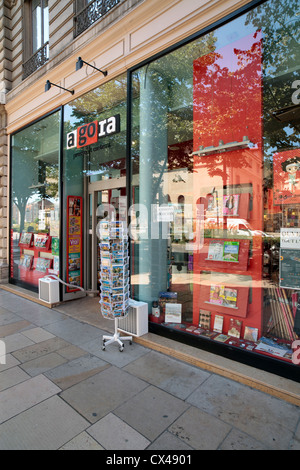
xmin=165 ymin=303 xmax=182 ymax=323
xmin=199 ymin=309 xmax=211 ymax=329
xmin=159 ymin=291 xmax=177 ymax=314
xmin=243 ymin=326 xmax=258 ymax=342
xmin=214 ymin=334 xmax=229 ymax=342
xmin=213 ymin=314 xmax=224 ymax=333
xmin=228 ymin=318 xmax=242 ymax=338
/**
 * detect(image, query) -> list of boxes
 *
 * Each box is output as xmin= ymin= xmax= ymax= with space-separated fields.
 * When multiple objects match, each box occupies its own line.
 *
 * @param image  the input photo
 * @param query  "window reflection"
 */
xmin=131 ymin=0 xmax=300 ymax=361
xmin=10 ymin=112 xmax=60 ymax=291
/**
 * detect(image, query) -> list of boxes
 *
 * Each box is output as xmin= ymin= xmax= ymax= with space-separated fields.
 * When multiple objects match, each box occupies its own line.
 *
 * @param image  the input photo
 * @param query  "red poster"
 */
xmin=273 ymin=149 xmax=300 ymax=205
xmin=66 ymin=196 xmax=83 ymax=292
xmin=192 ymin=31 xmax=263 ymax=338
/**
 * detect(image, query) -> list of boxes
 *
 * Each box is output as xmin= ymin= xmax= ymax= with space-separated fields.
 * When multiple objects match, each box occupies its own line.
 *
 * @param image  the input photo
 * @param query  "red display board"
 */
xmin=192 ymin=31 xmax=263 ymax=338
xmin=66 ymin=196 xmax=83 ymax=292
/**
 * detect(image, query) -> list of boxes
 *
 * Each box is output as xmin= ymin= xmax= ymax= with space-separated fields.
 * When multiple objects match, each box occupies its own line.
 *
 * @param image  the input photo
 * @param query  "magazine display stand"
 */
xmin=98 ymin=220 xmax=132 ymax=352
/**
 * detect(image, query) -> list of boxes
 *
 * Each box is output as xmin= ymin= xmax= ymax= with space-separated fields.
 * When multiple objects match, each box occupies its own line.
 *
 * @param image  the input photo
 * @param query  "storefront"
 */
xmin=8 ymin=0 xmax=300 ymax=377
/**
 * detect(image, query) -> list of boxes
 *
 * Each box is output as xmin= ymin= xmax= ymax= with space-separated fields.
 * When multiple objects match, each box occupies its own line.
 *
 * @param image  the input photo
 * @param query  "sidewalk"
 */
xmin=0 ymin=286 xmax=300 ymax=451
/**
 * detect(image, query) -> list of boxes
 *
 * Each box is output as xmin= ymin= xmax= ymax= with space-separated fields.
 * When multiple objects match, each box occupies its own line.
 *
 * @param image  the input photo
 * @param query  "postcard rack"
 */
xmin=98 ymin=220 xmax=132 ymax=352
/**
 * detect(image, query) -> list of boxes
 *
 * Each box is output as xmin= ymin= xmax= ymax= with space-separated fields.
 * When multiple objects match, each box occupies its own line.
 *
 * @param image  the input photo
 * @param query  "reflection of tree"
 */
xmin=65 ymin=74 xmax=128 ymax=178
xmin=245 ymin=1 xmax=300 ymax=158
xmin=12 ymin=113 xmax=60 ymax=232
xmin=133 ymin=33 xmax=218 ymax=193
xmin=193 ymin=34 xmax=262 ymax=180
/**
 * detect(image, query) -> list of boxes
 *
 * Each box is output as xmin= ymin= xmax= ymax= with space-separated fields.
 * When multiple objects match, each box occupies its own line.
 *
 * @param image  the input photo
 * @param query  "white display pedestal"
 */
xmin=102 ymin=317 xmax=132 ymax=352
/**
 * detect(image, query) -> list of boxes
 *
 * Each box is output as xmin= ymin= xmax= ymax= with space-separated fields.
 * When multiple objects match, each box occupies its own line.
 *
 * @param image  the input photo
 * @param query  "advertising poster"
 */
xmin=280 ymin=228 xmax=300 ymax=290
xmin=273 ymin=149 xmax=300 ymax=205
xmin=66 ymin=196 xmax=82 ymax=292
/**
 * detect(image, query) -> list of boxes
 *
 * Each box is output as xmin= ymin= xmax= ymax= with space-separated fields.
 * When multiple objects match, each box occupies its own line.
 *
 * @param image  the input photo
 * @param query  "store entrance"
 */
xmin=87 ymin=177 xmax=126 ymax=293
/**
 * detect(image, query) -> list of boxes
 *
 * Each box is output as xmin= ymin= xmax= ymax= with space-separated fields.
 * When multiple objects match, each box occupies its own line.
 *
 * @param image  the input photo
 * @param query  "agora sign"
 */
xmin=67 ymin=114 xmax=120 ymax=149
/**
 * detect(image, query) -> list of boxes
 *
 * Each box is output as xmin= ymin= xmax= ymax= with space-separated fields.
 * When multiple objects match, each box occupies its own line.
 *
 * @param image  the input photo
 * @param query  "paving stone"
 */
xmin=81 ymin=336 xmax=149 ymax=368
xmin=168 ymin=405 xmax=231 ymax=450
xmin=123 ymin=350 xmax=211 ymax=399
xmin=289 ymin=421 xmax=300 ymax=450
xmin=0 ymin=396 xmax=89 ymax=450
xmin=147 ymin=431 xmax=193 ymax=450
xmin=0 ymin=366 xmax=30 ymax=392
xmin=21 ymin=327 xmax=55 ymax=343
xmin=19 ymin=352 xmax=68 ymax=377
xmin=114 ymin=385 xmax=189 ymax=441
xmin=55 ymin=344 xmax=88 ymax=361
xmin=0 ymin=320 xmax=32 ymax=338
xmin=219 ymin=428 xmax=269 ymax=450
xmin=16 ymin=306 xmax=67 ymax=327
xmin=88 ymin=413 xmax=150 ymax=450
xmin=0 ymin=353 xmax=20 ymax=371
xmin=44 ymin=354 xmax=110 ymax=389
xmin=0 ymin=310 xmax=25 ymax=325
xmin=59 ymin=431 xmax=104 ymax=450
xmin=44 ymin=317 xmax=104 ymax=346
xmin=60 ymin=365 xmax=148 ymax=423
xmin=3 ymin=333 xmax=35 ymax=353
xmin=11 ymin=336 xmax=72 ymax=363
xmin=186 ymin=374 xmax=299 ymax=450
xmin=0 ymin=296 xmax=35 ymax=313
xmin=0 ymin=374 xmax=61 ymax=424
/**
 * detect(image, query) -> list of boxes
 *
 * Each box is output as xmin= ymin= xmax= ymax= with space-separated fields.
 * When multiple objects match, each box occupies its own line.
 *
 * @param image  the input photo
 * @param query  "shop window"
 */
xmin=130 ymin=0 xmax=300 ymax=369
xmin=10 ymin=111 xmax=60 ymax=292
xmin=23 ymin=0 xmax=49 ymax=79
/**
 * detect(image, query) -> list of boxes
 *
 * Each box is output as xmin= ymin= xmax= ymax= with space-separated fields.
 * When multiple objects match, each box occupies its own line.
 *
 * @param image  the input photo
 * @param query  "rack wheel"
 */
xmin=102 ymin=345 xmax=106 ymax=351
xmin=119 ymin=346 xmax=124 ymax=352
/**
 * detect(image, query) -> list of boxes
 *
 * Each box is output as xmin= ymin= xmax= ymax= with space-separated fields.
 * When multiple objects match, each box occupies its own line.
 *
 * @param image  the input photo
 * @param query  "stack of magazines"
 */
xmin=98 ymin=220 xmax=130 ymax=319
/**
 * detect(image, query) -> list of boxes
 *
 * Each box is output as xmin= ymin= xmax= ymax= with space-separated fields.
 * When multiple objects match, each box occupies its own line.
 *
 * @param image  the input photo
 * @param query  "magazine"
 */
xmin=223 ymin=194 xmax=240 ymax=216
xmin=209 ymin=285 xmax=238 ymax=309
xmin=207 ymin=240 xmax=239 ymax=262
xmin=19 ymin=231 xmax=33 ymax=246
xmin=19 ymin=254 xmax=34 ymax=269
xmin=35 ymin=257 xmax=51 ymax=272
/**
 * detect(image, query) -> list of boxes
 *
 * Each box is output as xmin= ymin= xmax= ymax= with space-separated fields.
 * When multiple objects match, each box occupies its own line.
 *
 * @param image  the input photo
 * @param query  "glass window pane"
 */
xmin=10 ymin=112 xmax=61 ymax=291
xmin=130 ymin=0 xmax=300 ymax=364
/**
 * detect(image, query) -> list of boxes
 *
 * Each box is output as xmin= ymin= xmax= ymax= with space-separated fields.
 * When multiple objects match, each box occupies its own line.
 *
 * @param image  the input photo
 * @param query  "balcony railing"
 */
xmin=23 ymin=42 xmax=49 ymax=80
xmin=74 ymin=0 xmax=121 ymax=38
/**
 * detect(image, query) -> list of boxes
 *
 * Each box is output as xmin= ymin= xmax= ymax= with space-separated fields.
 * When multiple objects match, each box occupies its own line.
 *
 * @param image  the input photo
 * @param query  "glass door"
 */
xmin=87 ymin=178 xmax=126 ymax=293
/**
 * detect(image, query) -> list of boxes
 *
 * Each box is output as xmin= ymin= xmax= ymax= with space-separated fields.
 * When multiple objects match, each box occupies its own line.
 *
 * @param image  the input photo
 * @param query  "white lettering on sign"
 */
xmin=291 ymin=80 xmax=300 ymax=105
xmin=67 ymin=114 xmax=120 ymax=150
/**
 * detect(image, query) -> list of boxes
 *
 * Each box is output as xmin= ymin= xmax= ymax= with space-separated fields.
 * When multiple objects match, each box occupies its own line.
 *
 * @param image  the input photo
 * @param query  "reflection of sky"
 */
xmin=214 ymin=14 xmax=254 ymax=51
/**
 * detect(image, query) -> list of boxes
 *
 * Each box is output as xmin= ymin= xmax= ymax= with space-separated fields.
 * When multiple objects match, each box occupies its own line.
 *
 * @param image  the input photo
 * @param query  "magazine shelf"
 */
xmin=18 ymin=232 xmax=56 ymax=285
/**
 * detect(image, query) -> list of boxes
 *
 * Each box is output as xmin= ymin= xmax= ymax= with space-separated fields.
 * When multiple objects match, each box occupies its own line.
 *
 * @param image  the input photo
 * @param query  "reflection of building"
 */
xmin=0 ymin=0 xmax=299 ymax=380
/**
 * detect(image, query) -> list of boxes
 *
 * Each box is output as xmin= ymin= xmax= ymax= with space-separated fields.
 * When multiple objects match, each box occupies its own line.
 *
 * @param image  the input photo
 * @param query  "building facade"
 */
xmin=0 ymin=0 xmax=299 ymax=379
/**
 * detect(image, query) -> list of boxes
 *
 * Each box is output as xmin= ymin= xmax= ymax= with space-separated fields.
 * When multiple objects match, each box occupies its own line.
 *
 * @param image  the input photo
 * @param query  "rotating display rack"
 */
xmin=98 ymin=220 xmax=132 ymax=352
